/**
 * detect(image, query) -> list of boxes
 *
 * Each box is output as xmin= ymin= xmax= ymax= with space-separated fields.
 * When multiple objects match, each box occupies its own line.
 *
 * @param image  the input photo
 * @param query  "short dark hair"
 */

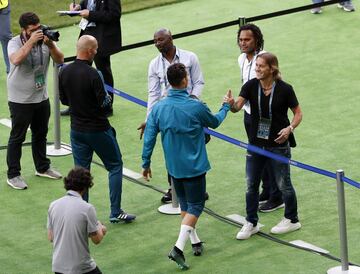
xmin=64 ymin=167 xmax=94 ymax=192
xmin=167 ymin=63 xmax=187 ymax=87
xmin=19 ymin=12 xmax=40 ymax=29
xmin=237 ymin=23 xmax=264 ymax=53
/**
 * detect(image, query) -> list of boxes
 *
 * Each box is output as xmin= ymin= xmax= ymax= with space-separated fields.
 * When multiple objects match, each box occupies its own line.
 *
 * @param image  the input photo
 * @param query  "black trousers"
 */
xmin=94 ymin=54 xmax=114 ymax=106
xmin=7 ymin=99 xmax=51 ymax=179
xmin=55 ymin=266 xmax=102 ymax=274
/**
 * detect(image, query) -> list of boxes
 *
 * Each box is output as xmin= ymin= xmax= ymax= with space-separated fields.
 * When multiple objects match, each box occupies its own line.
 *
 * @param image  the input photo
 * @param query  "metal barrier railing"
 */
xmin=50 ymin=1 xmax=360 ymax=272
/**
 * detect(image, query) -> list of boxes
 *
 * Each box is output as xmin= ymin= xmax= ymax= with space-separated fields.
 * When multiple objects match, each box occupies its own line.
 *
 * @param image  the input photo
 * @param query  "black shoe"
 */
xmin=168 ymin=246 xmax=189 ymax=270
xmin=161 ymin=190 xmax=208 ymax=203
xmin=259 ymin=200 xmax=284 ymax=213
xmin=161 ymin=189 xmax=172 ymax=204
xmin=205 ymin=133 xmax=211 ymax=144
xmin=191 ymin=242 xmax=204 ymax=256
xmin=109 ymin=211 xmax=136 ymax=223
xmin=259 ymin=191 xmax=269 ymax=205
xmin=60 ymin=108 xmax=70 ymax=116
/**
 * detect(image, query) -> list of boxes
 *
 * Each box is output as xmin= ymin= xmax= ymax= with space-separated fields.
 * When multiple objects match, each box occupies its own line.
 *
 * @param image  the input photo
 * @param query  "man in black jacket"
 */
xmin=62 ymin=0 xmax=121 ymax=116
xmin=59 ymin=35 xmax=135 ymax=223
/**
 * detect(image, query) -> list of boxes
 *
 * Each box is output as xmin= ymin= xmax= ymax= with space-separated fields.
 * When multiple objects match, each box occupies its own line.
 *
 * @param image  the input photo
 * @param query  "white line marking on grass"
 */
xmin=0 ymin=118 xmax=12 ymax=128
xmin=0 ymin=118 xmax=30 ymax=131
xmin=123 ymin=167 xmax=143 ymax=180
xmin=290 ymin=240 xmax=329 ymax=254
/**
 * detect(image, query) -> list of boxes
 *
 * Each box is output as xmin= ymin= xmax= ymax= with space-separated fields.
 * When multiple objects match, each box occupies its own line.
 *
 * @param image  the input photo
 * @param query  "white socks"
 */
xmin=175 ymin=225 xmax=193 ymax=251
xmin=189 ymin=228 xmax=201 ymax=244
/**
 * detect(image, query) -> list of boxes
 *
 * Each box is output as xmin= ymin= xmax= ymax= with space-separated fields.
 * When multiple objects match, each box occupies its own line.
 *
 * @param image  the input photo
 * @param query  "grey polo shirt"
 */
xmin=47 ymin=190 xmax=99 ymax=274
xmin=7 ymin=35 xmax=50 ymax=103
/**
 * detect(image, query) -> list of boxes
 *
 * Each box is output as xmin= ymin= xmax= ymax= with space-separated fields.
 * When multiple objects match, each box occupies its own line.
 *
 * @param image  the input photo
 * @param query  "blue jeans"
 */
xmin=244 ymin=112 xmax=282 ymax=202
xmin=0 ymin=4 xmax=12 ymax=73
xmin=172 ymin=173 xmax=206 ymax=217
xmin=70 ymin=127 xmax=123 ymax=218
xmin=245 ymin=144 xmax=298 ymax=226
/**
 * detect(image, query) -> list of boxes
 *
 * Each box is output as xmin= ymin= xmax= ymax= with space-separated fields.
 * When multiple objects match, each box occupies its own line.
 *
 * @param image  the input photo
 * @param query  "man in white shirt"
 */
xmin=138 ymin=28 xmax=207 ymax=203
xmin=237 ymin=23 xmax=283 ymax=212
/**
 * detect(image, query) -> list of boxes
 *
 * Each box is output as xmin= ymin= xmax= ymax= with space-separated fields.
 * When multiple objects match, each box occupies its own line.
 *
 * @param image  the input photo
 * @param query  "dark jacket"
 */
xmin=80 ymin=0 xmax=122 ymax=56
xmin=59 ymin=59 xmax=111 ymax=132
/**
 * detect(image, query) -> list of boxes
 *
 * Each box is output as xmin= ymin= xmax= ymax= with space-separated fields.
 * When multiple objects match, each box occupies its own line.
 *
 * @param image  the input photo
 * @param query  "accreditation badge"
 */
xmin=79 ymin=18 xmax=88 ymax=30
xmin=257 ymin=117 xmax=271 ymax=140
xmin=34 ymin=68 xmax=45 ymax=91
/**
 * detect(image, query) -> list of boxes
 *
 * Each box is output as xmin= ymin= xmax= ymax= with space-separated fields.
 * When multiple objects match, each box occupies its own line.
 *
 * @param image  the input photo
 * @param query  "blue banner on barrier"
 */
xmin=106 ymin=85 xmax=360 ymax=190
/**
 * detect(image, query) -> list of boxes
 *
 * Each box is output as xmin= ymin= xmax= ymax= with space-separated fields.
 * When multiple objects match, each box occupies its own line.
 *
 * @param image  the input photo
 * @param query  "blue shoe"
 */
xmin=110 ymin=211 xmax=136 ymax=223
xmin=168 ymin=246 xmax=189 ymax=270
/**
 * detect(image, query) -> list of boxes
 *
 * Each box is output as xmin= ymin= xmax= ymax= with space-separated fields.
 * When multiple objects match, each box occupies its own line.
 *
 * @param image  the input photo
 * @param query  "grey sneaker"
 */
xmin=7 ymin=176 xmax=28 ymax=190
xmin=338 ymin=1 xmax=355 ymax=12
xmin=35 ymin=168 xmax=62 ymax=179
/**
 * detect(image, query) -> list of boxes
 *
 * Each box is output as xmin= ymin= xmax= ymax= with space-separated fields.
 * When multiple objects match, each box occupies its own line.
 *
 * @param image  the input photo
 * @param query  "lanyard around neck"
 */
xmin=20 ymin=33 xmax=43 ymax=69
xmin=161 ymin=50 xmax=180 ymax=89
xmin=258 ymin=82 xmax=275 ymax=120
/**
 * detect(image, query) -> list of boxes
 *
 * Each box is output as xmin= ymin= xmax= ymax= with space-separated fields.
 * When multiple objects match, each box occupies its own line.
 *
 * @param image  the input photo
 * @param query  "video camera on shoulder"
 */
xmin=40 ymin=25 xmax=60 ymax=41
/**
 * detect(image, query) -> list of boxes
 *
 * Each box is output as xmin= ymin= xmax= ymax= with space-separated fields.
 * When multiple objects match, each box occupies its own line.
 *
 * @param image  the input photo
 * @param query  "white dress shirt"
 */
xmin=238 ymin=50 xmax=265 ymax=114
xmin=146 ymin=47 xmax=204 ymax=118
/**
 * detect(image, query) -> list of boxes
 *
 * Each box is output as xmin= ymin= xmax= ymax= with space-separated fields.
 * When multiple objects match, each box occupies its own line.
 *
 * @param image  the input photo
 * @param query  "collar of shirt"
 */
xmin=168 ymin=88 xmax=189 ymax=97
xmin=160 ymin=47 xmax=180 ymax=65
xmin=66 ymin=190 xmax=82 ymax=198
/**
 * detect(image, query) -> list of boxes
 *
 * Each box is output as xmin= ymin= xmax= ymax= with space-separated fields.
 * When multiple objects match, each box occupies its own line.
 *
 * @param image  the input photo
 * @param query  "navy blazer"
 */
xmin=80 ymin=0 xmax=122 ymax=56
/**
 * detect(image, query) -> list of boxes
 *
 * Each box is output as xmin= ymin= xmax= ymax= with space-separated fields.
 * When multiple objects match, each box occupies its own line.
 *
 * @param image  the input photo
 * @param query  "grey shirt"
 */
xmin=47 ymin=190 xmax=99 ymax=274
xmin=7 ymin=35 xmax=50 ymax=103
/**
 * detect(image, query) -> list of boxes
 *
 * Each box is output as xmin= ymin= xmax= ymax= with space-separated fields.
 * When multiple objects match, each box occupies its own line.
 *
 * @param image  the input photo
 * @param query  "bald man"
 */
xmin=59 ymin=35 xmax=136 ymax=223
xmin=138 ymin=28 xmax=206 ymax=204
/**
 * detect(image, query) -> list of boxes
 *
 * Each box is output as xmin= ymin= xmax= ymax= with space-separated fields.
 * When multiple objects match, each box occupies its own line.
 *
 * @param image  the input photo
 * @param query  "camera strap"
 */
xmin=20 ymin=32 xmax=44 ymax=69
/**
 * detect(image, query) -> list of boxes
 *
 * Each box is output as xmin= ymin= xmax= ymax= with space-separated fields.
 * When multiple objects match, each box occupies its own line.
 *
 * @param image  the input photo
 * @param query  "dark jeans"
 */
xmin=245 ymin=144 xmax=298 ymax=226
xmin=7 ymin=100 xmax=51 ymax=179
xmin=70 ymin=127 xmax=123 ymax=218
xmin=172 ymin=173 xmax=206 ymax=217
xmin=243 ymin=111 xmax=282 ymax=202
xmin=94 ymin=54 xmax=114 ymax=104
xmin=55 ymin=266 xmax=102 ymax=274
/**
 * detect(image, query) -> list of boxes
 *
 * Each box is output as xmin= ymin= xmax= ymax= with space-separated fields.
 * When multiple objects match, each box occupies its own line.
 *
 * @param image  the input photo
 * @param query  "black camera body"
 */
xmin=40 ymin=25 xmax=60 ymax=42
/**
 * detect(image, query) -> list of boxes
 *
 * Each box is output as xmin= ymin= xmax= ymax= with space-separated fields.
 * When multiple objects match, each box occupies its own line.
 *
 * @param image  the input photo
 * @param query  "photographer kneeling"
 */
xmin=6 ymin=12 xmax=64 ymax=190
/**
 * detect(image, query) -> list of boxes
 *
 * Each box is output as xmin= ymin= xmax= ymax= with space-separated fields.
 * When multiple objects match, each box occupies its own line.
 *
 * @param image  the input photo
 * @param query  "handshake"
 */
xmin=223 ymin=90 xmax=235 ymax=106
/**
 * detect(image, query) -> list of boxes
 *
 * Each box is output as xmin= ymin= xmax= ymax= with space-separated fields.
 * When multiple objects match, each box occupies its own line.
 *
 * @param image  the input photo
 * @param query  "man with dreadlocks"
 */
xmin=237 ymin=23 xmax=284 ymax=213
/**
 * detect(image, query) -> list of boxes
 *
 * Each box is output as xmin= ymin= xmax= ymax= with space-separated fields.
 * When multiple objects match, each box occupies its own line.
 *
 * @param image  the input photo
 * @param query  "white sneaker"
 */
xmin=311 ymin=7 xmax=322 ymax=14
xmin=270 ymin=218 xmax=301 ymax=234
xmin=236 ymin=222 xmax=259 ymax=240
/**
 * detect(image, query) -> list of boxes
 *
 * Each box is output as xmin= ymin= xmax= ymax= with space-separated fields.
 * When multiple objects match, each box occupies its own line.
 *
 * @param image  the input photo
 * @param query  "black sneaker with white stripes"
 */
xmin=109 ymin=211 xmax=136 ymax=223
